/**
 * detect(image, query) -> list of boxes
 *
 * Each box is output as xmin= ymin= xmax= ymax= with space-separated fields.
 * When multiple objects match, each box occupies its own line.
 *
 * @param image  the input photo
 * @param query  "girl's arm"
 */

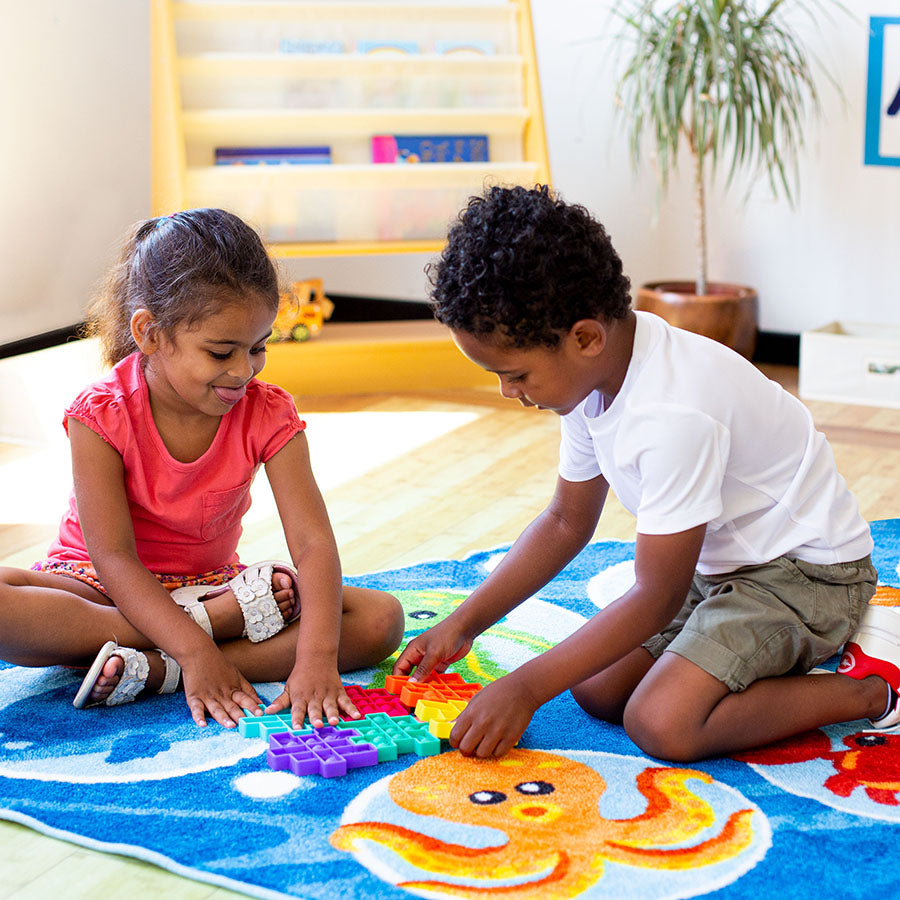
xmin=262 ymin=431 xmax=353 ymax=729
xmin=68 ymin=419 xmax=261 ymax=727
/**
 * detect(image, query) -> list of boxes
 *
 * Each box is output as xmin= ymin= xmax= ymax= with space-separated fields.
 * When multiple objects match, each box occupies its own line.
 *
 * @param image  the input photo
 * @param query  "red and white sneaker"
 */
xmin=838 ymin=605 xmax=900 ymax=729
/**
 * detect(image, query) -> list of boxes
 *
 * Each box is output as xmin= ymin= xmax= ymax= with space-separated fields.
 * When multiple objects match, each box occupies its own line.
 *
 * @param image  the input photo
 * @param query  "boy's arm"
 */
xmin=450 ymin=523 xmax=706 ymax=758
xmin=69 ymin=420 xmax=261 ymax=727
xmin=262 ymin=431 xmax=354 ymax=728
xmin=394 ymin=474 xmax=609 ymax=680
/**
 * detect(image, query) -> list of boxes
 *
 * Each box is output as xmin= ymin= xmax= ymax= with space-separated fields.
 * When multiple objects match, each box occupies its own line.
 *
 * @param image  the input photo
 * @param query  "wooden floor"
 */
xmin=0 ymin=365 xmax=898 ymax=898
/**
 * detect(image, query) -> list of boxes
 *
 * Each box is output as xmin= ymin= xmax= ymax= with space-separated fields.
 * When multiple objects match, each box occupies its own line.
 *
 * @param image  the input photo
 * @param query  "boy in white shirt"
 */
xmin=393 ymin=185 xmax=890 ymax=762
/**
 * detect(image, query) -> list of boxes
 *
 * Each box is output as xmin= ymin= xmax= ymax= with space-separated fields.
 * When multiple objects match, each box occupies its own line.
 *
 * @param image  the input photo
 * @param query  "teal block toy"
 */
xmin=335 ymin=712 xmax=440 ymax=761
xmin=239 ymin=709 xmax=293 ymax=739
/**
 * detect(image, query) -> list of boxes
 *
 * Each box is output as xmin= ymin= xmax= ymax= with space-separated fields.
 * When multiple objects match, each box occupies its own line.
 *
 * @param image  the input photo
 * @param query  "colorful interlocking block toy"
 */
xmin=238 ymin=685 xmax=409 ymax=737
xmin=265 ymin=713 xmax=440 ymax=777
xmin=384 ymin=672 xmax=482 ymax=709
xmin=267 ymin=728 xmax=378 ymax=778
xmin=415 ymin=697 xmax=469 ymax=739
xmin=238 ymin=680 xmax=478 ymax=778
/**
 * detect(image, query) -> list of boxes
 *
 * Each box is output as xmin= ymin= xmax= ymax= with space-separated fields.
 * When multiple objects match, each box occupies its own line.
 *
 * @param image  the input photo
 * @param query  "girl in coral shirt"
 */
xmin=0 ymin=208 xmax=403 ymax=730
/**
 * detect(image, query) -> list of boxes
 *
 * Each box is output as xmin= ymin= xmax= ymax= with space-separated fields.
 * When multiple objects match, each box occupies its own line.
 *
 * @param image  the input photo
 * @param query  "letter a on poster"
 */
xmin=865 ymin=16 xmax=900 ymax=166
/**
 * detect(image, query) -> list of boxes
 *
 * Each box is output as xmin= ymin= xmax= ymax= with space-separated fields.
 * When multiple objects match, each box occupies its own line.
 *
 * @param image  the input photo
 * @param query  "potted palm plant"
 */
xmin=614 ymin=0 xmax=843 ymax=359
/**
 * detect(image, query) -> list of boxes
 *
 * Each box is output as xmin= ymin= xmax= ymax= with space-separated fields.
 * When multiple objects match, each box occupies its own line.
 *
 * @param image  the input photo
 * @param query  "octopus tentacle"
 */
xmin=600 ymin=808 xmax=756 ymax=870
xmin=399 ymin=855 xmax=584 ymax=899
xmin=599 ymin=767 xmax=721 ymax=846
xmin=330 ymin=821 xmax=562 ymax=880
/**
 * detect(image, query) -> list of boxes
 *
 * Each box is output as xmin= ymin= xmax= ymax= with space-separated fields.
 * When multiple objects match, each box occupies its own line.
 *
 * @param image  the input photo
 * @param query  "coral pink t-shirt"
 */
xmin=46 ymin=352 xmax=305 ymax=575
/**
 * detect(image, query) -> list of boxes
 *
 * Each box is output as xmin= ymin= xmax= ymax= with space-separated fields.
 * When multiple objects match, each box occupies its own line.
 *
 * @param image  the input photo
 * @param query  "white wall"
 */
xmin=296 ymin=0 xmax=900 ymax=334
xmin=528 ymin=0 xmax=900 ymax=333
xmin=3 ymin=1 xmax=897 ymax=341
xmin=0 ymin=1 xmax=149 ymax=346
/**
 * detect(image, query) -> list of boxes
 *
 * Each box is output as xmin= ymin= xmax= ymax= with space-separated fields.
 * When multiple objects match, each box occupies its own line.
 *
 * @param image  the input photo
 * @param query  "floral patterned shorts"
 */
xmin=30 ymin=559 xmax=246 ymax=597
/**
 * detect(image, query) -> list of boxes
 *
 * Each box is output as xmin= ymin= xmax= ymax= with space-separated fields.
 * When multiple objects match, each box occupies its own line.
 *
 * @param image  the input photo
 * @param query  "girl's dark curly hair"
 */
xmin=85 ymin=208 xmax=279 ymax=367
xmin=428 ymin=185 xmax=631 ymax=347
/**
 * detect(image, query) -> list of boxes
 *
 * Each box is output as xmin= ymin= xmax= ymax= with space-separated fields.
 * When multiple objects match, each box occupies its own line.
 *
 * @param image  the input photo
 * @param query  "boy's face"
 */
xmin=451 ymin=327 xmax=597 ymax=416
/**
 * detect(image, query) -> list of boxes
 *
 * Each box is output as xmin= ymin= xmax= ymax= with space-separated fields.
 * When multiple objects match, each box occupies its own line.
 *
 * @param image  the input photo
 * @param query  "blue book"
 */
xmin=215 ymin=146 xmax=331 ymax=165
xmin=372 ymin=135 xmax=489 ymax=164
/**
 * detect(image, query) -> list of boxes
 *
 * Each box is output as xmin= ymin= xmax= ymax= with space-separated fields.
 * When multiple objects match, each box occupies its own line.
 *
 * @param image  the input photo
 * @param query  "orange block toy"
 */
xmin=384 ymin=672 xmax=482 ymax=709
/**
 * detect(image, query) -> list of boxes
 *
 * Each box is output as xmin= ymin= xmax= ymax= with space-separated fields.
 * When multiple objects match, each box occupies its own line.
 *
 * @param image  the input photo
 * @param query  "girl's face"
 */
xmin=138 ymin=292 xmax=275 ymax=419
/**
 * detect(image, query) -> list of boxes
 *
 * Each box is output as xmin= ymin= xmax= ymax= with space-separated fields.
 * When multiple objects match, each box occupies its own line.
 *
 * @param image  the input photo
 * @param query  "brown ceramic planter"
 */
xmin=635 ymin=281 xmax=759 ymax=360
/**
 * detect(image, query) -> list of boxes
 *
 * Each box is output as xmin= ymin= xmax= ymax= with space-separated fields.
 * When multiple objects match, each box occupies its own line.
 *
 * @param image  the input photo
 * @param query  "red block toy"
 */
xmin=342 ymin=684 xmax=410 ymax=719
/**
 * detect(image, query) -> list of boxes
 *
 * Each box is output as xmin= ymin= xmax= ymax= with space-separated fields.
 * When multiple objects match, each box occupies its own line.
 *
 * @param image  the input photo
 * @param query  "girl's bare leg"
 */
xmin=223 ymin=585 xmax=405 ymax=682
xmin=81 ymin=583 xmax=404 ymax=702
xmin=0 ymin=566 xmax=152 ymax=667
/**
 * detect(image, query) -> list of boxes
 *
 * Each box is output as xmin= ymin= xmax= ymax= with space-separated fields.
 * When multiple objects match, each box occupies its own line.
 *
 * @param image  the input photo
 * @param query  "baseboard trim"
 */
xmin=0 ymin=311 xmax=801 ymax=371
xmin=327 ymin=295 xmax=432 ymax=322
xmin=0 ymin=324 xmax=85 ymax=360
xmin=0 ymin=296 xmax=432 ymax=360
xmin=753 ymin=331 xmax=800 ymax=366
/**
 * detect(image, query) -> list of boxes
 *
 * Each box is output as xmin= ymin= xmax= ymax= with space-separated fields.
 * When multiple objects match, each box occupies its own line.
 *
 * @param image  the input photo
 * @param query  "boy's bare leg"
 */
xmin=570 ymin=646 xmax=656 ymax=723
xmin=620 ymin=651 xmax=890 ymax=762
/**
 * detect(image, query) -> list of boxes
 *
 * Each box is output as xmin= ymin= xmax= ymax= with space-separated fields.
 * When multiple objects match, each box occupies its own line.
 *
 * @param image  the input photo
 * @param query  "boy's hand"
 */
xmin=180 ymin=647 xmax=261 ymax=729
xmin=449 ymin=675 xmax=538 ymax=758
xmin=265 ymin=661 xmax=360 ymax=729
xmin=392 ymin=619 xmax=473 ymax=682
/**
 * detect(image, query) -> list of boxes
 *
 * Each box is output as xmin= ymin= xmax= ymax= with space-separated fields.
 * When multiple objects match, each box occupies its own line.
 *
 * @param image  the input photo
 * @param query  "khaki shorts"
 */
xmin=643 ymin=555 xmax=878 ymax=692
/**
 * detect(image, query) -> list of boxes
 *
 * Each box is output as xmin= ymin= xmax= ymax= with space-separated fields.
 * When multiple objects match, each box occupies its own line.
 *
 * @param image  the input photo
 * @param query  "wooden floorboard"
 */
xmin=0 ymin=364 xmax=898 ymax=897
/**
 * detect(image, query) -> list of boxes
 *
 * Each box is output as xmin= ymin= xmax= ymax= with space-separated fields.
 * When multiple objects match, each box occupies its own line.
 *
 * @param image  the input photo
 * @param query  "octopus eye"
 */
xmin=469 ymin=790 xmax=507 ymax=805
xmin=515 ymin=781 xmax=555 ymax=796
xmin=855 ymin=734 xmax=887 ymax=747
xmin=409 ymin=610 xmax=437 ymax=620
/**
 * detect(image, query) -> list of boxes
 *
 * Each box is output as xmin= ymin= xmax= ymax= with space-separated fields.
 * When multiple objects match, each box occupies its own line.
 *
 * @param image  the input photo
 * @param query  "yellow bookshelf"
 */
xmin=150 ymin=0 xmax=551 ymax=258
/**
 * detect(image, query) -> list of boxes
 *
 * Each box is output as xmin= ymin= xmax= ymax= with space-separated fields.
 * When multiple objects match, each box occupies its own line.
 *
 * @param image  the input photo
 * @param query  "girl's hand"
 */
xmin=265 ymin=661 xmax=359 ymax=730
xmin=179 ymin=646 xmax=261 ymax=729
xmin=392 ymin=618 xmax=473 ymax=683
xmin=449 ymin=675 xmax=538 ymax=758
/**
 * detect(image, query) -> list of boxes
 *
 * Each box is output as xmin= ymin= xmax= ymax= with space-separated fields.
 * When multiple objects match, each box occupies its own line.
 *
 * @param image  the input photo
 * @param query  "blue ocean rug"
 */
xmin=2 ymin=519 xmax=900 ymax=899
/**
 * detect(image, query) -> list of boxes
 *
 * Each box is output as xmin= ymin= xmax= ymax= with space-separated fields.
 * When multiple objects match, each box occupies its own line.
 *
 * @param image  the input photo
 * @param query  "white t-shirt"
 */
xmin=559 ymin=312 xmax=873 ymax=575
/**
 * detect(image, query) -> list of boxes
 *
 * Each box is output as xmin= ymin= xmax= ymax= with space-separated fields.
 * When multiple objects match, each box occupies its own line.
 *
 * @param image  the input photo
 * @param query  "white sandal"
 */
xmin=73 ymin=640 xmax=181 ymax=708
xmin=170 ymin=559 xmax=301 ymax=643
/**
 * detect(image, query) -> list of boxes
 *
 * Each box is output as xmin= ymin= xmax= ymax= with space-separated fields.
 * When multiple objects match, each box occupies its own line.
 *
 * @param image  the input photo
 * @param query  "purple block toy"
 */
xmin=266 ymin=728 xmax=379 ymax=778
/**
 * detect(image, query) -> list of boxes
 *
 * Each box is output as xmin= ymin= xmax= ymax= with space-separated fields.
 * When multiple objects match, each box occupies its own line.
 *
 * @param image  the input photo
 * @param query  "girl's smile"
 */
xmin=136 ymin=292 xmax=275 ymax=422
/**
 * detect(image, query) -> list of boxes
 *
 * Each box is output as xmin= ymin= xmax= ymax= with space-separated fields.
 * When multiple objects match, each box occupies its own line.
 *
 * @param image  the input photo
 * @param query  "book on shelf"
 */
xmin=357 ymin=40 xmax=419 ymax=55
xmin=215 ymin=147 xmax=332 ymax=166
xmin=372 ymin=135 xmax=489 ymax=164
xmin=279 ymin=38 xmax=343 ymax=54
xmin=434 ymin=40 xmax=495 ymax=56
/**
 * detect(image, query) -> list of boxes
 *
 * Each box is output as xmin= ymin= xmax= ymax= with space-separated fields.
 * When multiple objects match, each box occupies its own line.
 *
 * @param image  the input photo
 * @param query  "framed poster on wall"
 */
xmin=865 ymin=16 xmax=900 ymax=166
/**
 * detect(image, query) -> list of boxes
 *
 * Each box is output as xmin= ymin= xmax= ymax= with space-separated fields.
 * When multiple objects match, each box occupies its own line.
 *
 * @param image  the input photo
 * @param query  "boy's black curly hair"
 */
xmin=428 ymin=185 xmax=631 ymax=348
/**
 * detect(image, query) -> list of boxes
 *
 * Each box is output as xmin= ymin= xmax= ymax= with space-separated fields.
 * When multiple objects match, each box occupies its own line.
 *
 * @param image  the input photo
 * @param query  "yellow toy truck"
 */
xmin=270 ymin=278 xmax=334 ymax=343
